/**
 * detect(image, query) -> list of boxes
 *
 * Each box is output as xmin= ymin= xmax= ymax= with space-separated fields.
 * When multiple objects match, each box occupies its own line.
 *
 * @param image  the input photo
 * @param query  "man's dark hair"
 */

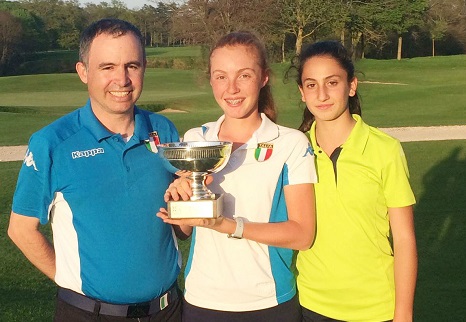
xmin=79 ymin=18 xmax=145 ymax=64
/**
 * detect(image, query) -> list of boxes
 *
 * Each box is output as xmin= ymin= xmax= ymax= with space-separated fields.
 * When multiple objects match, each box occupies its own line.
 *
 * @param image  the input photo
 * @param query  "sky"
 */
xmin=9 ymin=0 xmax=157 ymax=10
xmin=78 ymin=0 xmax=177 ymax=10
xmin=9 ymin=0 xmax=184 ymax=10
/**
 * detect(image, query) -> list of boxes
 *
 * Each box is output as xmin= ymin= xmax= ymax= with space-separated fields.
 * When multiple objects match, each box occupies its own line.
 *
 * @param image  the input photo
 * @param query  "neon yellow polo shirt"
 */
xmin=297 ymin=115 xmax=415 ymax=321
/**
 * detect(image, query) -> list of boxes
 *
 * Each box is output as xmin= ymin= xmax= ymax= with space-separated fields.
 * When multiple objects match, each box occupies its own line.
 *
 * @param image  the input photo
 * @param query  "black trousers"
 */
xmin=53 ymin=290 xmax=182 ymax=322
xmin=182 ymin=294 xmax=301 ymax=322
xmin=301 ymin=306 xmax=393 ymax=322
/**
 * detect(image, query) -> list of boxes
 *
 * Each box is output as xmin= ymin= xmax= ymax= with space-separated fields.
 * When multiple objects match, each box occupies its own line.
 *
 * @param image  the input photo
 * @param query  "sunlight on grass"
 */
xmin=0 ymin=50 xmax=465 ymax=321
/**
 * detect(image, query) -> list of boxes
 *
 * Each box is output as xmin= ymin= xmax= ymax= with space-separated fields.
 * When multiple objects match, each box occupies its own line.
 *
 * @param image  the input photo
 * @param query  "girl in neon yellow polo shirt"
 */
xmin=294 ymin=41 xmax=417 ymax=322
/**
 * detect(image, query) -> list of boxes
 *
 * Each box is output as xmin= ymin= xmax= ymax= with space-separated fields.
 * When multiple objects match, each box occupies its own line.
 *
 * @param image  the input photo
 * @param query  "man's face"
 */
xmin=76 ymin=32 xmax=146 ymax=120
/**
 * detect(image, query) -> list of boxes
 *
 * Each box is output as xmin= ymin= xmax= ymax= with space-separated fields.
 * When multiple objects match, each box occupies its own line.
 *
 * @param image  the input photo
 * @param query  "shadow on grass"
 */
xmin=0 ymin=226 xmax=55 ymax=321
xmin=0 ymin=281 xmax=55 ymax=321
xmin=0 ymin=106 xmax=40 ymax=114
xmin=413 ymin=146 xmax=466 ymax=320
xmin=1 ymin=143 xmax=465 ymax=321
xmin=137 ymin=103 xmax=166 ymax=113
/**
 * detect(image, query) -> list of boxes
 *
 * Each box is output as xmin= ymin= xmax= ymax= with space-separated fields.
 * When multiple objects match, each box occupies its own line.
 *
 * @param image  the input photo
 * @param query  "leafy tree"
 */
xmin=154 ymin=2 xmax=177 ymax=46
xmin=278 ymin=0 xmax=343 ymax=55
xmin=57 ymin=1 xmax=86 ymax=49
xmin=83 ymin=0 xmax=136 ymax=24
xmin=425 ymin=0 xmax=466 ymax=56
xmin=134 ymin=2 xmax=177 ymax=47
xmin=0 ymin=10 xmax=22 ymax=75
xmin=171 ymin=0 xmax=227 ymax=44
xmin=1 ymin=0 xmax=464 ymax=77
xmin=172 ymin=0 xmax=277 ymax=45
xmin=136 ymin=5 xmax=158 ymax=46
xmin=0 ymin=1 xmax=48 ymax=74
xmin=337 ymin=0 xmax=387 ymax=59
xmin=426 ymin=6 xmax=448 ymax=56
xmin=19 ymin=0 xmax=87 ymax=49
xmin=170 ymin=0 xmax=201 ymax=45
xmin=373 ymin=0 xmax=428 ymax=60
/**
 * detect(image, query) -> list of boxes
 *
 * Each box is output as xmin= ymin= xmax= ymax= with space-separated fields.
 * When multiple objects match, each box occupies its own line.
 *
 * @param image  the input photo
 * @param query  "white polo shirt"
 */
xmin=182 ymin=113 xmax=317 ymax=311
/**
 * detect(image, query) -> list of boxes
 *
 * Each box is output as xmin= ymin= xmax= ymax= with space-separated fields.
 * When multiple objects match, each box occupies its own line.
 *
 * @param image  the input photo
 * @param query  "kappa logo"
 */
xmin=71 ymin=148 xmax=105 ymax=159
xmin=24 ymin=150 xmax=38 ymax=171
xmin=303 ymin=142 xmax=314 ymax=157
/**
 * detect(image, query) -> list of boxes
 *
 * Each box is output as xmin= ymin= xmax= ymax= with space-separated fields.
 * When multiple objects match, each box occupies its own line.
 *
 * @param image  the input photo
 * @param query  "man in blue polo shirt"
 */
xmin=8 ymin=18 xmax=182 ymax=321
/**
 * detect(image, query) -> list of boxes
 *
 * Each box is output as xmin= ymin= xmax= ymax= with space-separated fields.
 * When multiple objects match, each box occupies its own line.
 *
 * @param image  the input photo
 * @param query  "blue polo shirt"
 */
xmin=12 ymin=101 xmax=181 ymax=304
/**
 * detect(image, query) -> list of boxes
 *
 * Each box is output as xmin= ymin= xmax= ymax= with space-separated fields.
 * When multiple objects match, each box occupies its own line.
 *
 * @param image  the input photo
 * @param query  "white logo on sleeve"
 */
xmin=24 ymin=150 xmax=38 ymax=171
xmin=71 ymin=148 xmax=105 ymax=159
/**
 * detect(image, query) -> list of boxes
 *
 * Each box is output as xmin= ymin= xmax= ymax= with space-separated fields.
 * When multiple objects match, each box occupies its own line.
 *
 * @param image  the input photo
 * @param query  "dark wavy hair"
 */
xmin=296 ymin=40 xmax=361 ymax=132
xmin=79 ymin=18 xmax=145 ymax=65
xmin=208 ymin=31 xmax=277 ymax=122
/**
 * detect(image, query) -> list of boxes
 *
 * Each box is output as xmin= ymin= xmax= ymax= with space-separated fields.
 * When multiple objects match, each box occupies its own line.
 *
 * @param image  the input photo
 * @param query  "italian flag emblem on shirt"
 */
xmin=145 ymin=131 xmax=160 ymax=153
xmin=255 ymin=143 xmax=273 ymax=162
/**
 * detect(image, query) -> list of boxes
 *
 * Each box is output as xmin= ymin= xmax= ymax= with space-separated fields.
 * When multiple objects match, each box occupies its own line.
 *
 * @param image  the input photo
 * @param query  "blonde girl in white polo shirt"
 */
xmin=158 ymin=31 xmax=317 ymax=322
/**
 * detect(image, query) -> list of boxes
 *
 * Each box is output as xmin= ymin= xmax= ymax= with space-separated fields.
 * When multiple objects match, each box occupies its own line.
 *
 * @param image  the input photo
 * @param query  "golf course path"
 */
xmin=1 ymin=125 xmax=465 ymax=162
xmin=379 ymin=125 xmax=466 ymax=142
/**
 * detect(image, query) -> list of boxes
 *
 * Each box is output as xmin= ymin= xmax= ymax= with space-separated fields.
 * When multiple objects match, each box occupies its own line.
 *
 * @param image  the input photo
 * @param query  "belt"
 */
xmin=57 ymin=284 xmax=178 ymax=318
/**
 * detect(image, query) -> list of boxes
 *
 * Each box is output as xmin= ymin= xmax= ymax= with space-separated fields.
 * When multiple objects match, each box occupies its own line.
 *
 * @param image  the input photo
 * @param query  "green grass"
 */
xmin=279 ymin=54 xmax=466 ymax=128
xmin=0 ymin=69 xmax=217 ymax=145
xmin=0 ymin=159 xmax=191 ymax=320
xmin=146 ymin=46 xmax=203 ymax=58
xmin=0 ymin=162 xmax=56 ymax=321
xmin=1 ymin=141 xmax=465 ymax=321
xmin=0 ymin=52 xmax=465 ymax=320
xmin=16 ymin=47 xmax=204 ymax=75
xmin=355 ymin=55 xmax=466 ymax=127
xmin=22 ymin=46 xmax=203 ymax=64
xmin=403 ymin=141 xmax=466 ymax=320
xmin=1 ymin=55 xmax=465 ymax=145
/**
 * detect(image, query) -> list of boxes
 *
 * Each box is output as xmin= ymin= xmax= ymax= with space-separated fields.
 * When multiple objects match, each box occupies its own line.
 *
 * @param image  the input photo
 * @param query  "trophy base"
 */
xmin=168 ymin=194 xmax=224 ymax=219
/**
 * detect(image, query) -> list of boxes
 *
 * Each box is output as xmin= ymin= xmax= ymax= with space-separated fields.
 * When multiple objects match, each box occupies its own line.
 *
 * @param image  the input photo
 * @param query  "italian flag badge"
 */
xmin=255 ymin=143 xmax=273 ymax=162
xmin=145 ymin=131 xmax=160 ymax=153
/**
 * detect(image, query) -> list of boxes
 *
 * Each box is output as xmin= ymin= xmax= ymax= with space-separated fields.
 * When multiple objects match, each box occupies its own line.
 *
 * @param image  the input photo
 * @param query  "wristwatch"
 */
xmin=227 ymin=217 xmax=244 ymax=239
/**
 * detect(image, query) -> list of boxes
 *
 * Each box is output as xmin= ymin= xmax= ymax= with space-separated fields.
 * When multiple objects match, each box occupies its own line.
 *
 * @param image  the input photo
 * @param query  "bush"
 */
xmin=137 ymin=103 xmax=166 ymax=112
xmin=146 ymin=56 xmax=205 ymax=70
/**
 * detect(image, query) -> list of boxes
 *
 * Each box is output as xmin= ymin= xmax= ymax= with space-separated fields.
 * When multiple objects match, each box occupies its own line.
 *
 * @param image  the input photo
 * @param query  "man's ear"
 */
xmin=76 ymin=62 xmax=88 ymax=84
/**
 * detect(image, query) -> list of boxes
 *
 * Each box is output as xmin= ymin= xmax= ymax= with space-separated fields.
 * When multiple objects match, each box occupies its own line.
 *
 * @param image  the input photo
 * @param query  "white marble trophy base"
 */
xmin=168 ymin=194 xmax=224 ymax=219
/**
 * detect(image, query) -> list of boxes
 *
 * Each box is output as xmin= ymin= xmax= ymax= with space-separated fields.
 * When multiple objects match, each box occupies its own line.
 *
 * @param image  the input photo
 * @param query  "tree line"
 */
xmin=1 ymin=0 xmax=465 ymax=76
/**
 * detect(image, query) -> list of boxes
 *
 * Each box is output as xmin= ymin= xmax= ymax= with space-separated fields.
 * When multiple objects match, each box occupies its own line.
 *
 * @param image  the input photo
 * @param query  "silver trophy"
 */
xmin=157 ymin=141 xmax=232 ymax=219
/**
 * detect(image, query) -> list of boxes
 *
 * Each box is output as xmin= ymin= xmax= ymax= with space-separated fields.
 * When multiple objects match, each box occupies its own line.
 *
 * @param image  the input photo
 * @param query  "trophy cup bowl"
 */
xmin=157 ymin=141 xmax=232 ymax=218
